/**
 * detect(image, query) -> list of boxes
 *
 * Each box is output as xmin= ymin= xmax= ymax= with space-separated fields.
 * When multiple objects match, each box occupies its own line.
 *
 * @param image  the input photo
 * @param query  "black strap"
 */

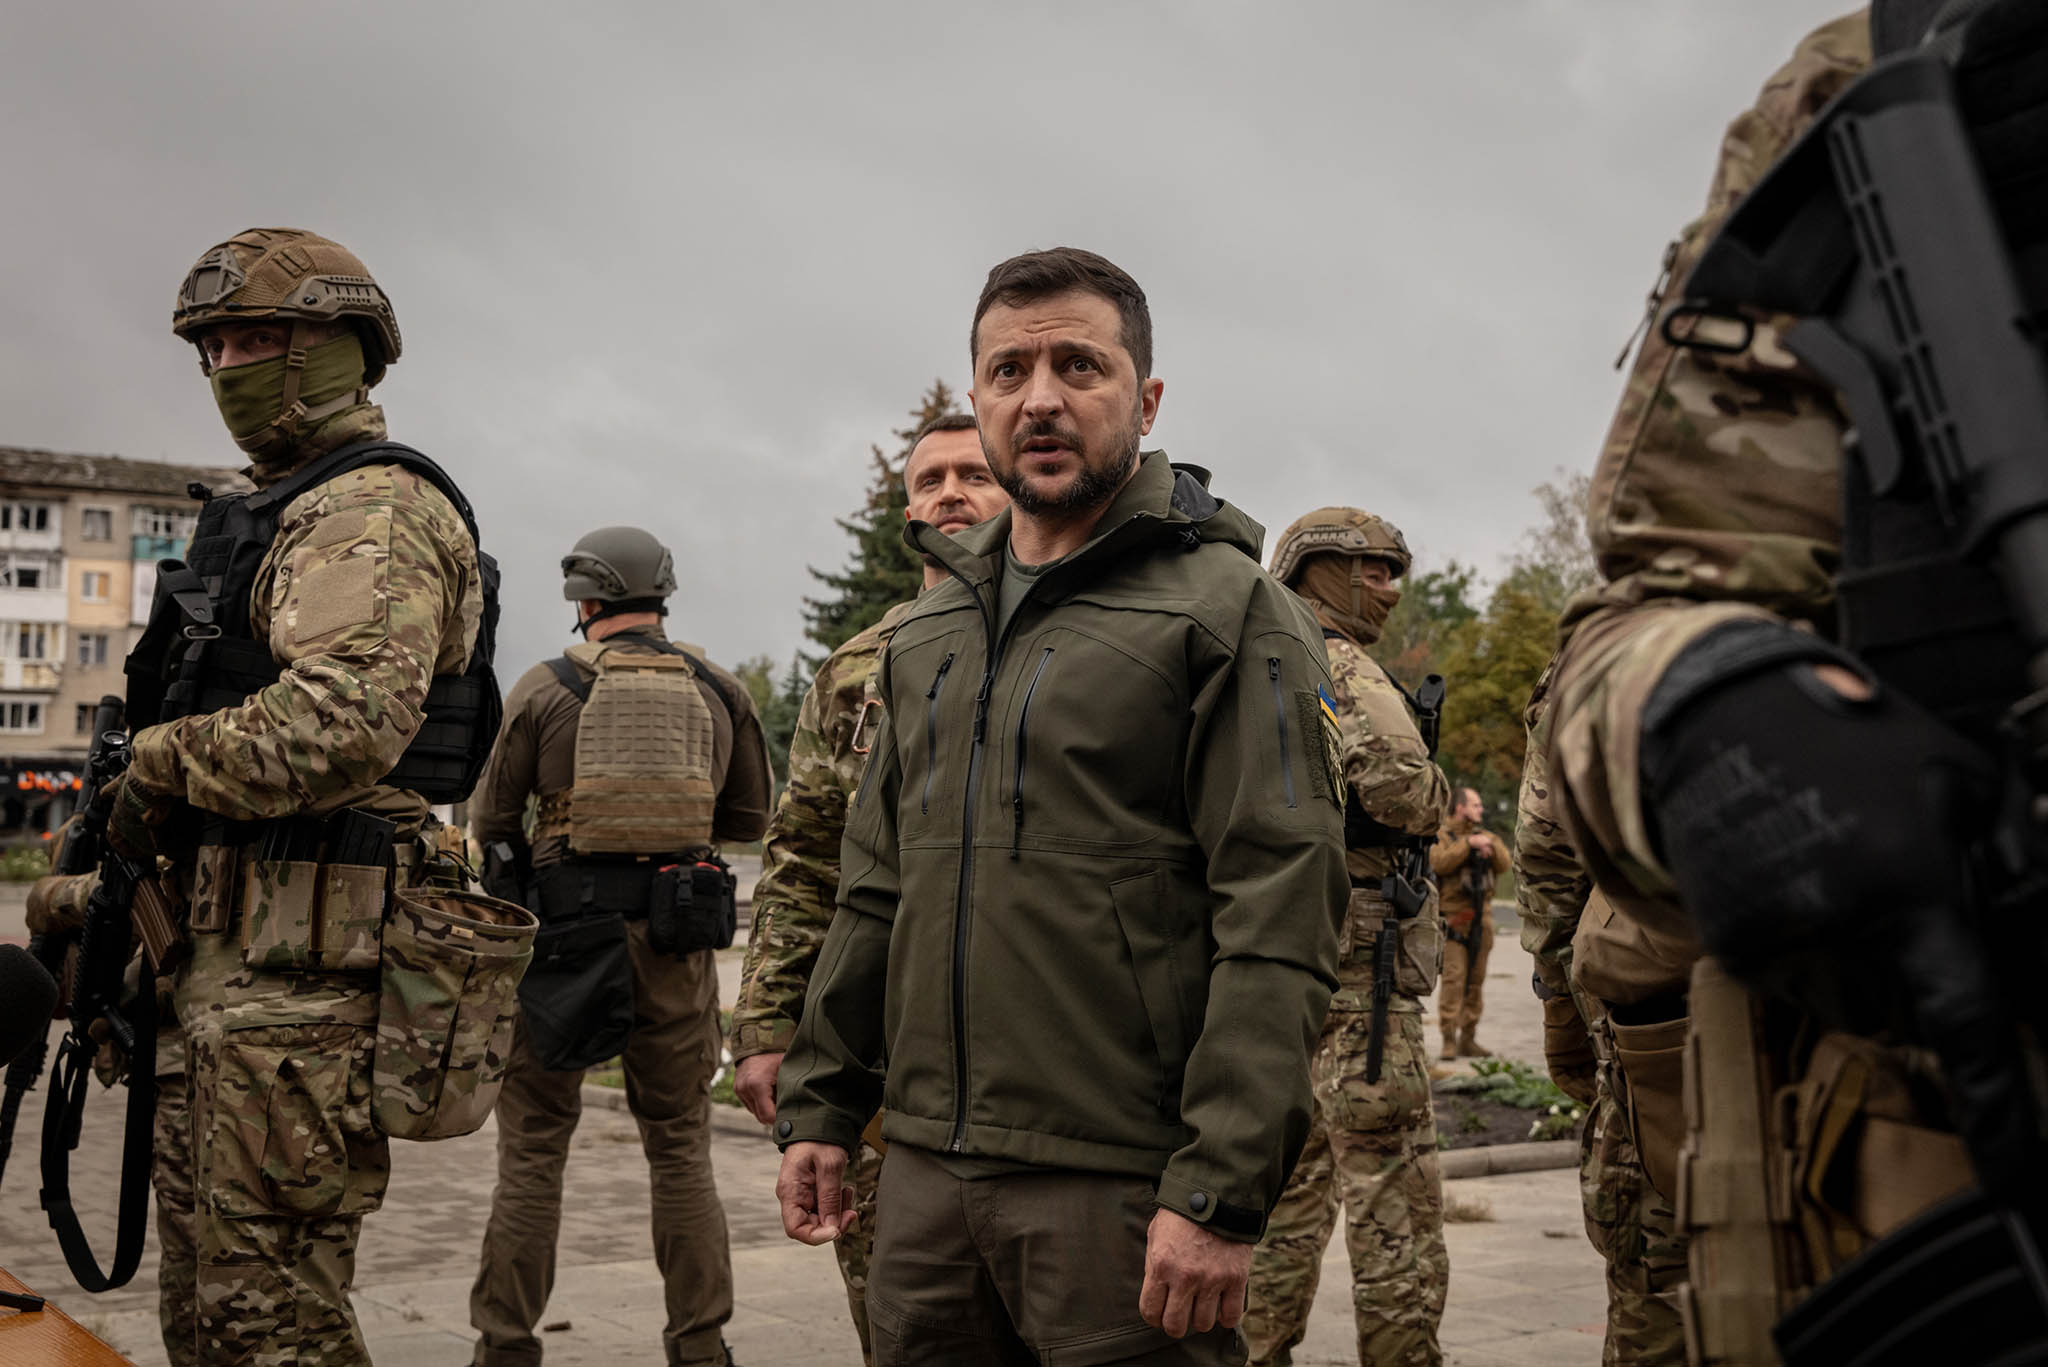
xmin=38 ymin=961 xmax=157 ymax=1293
xmin=548 ymin=636 xmax=741 ymax=719
xmin=250 ymin=440 xmax=482 ymax=543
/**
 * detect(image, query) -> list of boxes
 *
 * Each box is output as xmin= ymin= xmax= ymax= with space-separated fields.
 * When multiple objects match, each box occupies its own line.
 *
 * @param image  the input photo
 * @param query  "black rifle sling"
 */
xmin=39 ymin=957 xmax=157 ymax=1292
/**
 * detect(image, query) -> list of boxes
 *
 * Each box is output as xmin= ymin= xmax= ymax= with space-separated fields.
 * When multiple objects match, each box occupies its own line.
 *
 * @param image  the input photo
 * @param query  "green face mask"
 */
xmin=209 ymin=332 xmax=367 ymax=454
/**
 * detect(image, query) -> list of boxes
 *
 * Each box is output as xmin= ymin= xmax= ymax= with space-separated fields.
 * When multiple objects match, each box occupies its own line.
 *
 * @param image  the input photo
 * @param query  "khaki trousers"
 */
xmin=1437 ymin=913 xmax=1494 ymax=1047
xmin=469 ymin=921 xmax=730 ymax=1367
xmin=868 ymin=1142 xmax=1248 ymax=1366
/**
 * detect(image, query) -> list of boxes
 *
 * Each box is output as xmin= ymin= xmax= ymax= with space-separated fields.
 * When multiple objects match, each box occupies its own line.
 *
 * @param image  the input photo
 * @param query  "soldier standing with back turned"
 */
xmin=728 ymin=411 xmax=1009 ymax=1363
xmin=468 ymin=526 xmax=773 ymax=1367
xmin=1242 ymin=508 xmax=1452 ymax=1366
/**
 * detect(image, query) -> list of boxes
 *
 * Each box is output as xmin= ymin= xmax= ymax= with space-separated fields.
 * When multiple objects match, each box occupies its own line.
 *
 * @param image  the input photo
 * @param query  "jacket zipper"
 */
xmin=1269 ymin=657 xmax=1297 ymax=809
xmin=1009 ymin=647 xmax=1055 ymax=859
xmin=940 ymin=573 xmax=1003 ymax=1154
xmin=921 ymin=652 xmax=955 ymax=815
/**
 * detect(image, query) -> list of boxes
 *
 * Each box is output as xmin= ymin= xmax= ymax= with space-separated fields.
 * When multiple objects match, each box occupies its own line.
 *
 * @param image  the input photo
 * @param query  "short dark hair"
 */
xmin=971 ymin=247 xmax=1153 ymax=380
xmin=903 ymin=412 xmax=980 ymax=496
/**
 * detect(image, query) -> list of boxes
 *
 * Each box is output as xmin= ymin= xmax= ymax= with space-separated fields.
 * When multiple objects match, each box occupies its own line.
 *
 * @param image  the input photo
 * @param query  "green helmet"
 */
xmin=562 ymin=526 xmax=678 ymax=604
xmin=172 ymin=228 xmax=401 ymax=383
xmin=1268 ymin=506 xmax=1412 ymax=585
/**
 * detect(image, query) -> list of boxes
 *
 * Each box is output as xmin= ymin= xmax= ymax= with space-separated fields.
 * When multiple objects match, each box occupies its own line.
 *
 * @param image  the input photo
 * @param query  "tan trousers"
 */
xmin=1437 ymin=913 xmax=1494 ymax=1049
xmin=868 ymin=1143 xmax=1248 ymax=1366
xmin=469 ymin=921 xmax=730 ymax=1367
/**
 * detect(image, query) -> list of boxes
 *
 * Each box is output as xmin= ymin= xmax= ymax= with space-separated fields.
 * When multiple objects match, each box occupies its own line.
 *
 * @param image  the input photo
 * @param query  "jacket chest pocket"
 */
xmin=999 ymin=627 xmax=1182 ymax=850
xmin=893 ymin=631 xmax=972 ymax=841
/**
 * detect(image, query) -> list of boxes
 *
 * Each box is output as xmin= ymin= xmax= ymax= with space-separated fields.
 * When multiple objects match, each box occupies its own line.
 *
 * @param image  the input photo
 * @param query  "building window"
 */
xmin=75 ymin=702 xmax=92 ymax=735
xmin=133 ymin=507 xmax=195 ymax=540
xmin=80 ymin=508 xmax=113 ymax=541
xmin=1 ymin=503 xmax=52 ymax=533
xmin=76 ymin=632 xmax=108 ymax=668
xmin=15 ymin=625 xmax=51 ymax=660
xmin=0 ymin=556 xmax=48 ymax=590
xmin=80 ymin=570 xmax=110 ymax=603
xmin=0 ymin=701 xmax=46 ymax=733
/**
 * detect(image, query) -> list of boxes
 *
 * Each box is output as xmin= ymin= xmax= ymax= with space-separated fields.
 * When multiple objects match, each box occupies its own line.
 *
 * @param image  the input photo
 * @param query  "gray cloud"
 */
xmin=1 ymin=1 xmax=1857 ymax=680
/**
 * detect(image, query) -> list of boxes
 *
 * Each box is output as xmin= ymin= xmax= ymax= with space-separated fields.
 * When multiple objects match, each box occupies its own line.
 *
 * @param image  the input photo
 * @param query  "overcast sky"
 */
xmin=1 ymin=1 xmax=1857 ymax=680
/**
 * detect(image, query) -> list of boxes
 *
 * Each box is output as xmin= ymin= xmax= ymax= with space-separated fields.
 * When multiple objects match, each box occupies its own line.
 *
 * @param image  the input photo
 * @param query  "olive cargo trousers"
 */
xmin=469 ymin=922 xmax=731 ymax=1367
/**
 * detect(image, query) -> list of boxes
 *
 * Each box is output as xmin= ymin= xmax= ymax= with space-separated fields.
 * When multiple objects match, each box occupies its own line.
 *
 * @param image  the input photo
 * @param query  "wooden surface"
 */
xmin=0 ymin=1265 xmax=132 ymax=1365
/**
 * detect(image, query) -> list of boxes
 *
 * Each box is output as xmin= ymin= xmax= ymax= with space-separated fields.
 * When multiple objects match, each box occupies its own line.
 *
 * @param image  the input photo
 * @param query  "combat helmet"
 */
xmin=563 ymin=526 xmax=678 ymax=635
xmin=1268 ymin=506 xmax=1412 ymax=585
xmin=173 ymin=228 xmax=401 ymax=382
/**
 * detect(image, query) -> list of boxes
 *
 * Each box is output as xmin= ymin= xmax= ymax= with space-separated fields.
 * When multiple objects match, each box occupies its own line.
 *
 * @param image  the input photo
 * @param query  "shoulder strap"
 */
xmin=547 ymin=655 xmax=591 ymax=705
xmin=599 ymin=633 xmax=744 ymax=720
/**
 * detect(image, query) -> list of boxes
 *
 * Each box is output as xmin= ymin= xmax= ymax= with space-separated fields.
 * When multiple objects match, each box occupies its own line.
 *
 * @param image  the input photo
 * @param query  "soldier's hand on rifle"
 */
xmin=1468 ymin=832 xmax=1493 ymax=857
xmin=99 ymin=773 xmax=188 ymax=863
xmin=1643 ymin=633 xmax=1991 ymax=1036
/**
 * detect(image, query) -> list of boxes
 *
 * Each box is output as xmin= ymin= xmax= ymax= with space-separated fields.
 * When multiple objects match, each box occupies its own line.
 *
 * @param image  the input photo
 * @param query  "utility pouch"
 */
xmin=1610 ymin=1003 xmax=1690 ymax=1203
xmin=236 ymin=810 xmax=396 ymax=972
xmin=1346 ymin=887 xmax=1442 ymax=997
xmin=239 ymin=859 xmax=321 ymax=971
xmin=518 ymin=913 xmax=634 ymax=1072
xmin=648 ymin=856 xmax=738 ymax=955
xmin=189 ymin=841 xmax=240 ymax=935
xmin=372 ymin=887 xmax=536 ymax=1141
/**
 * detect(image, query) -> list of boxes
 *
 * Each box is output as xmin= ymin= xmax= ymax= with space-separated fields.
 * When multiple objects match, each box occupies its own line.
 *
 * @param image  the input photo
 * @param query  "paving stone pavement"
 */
xmin=2 ymin=896 xmax=1602 ymax=1365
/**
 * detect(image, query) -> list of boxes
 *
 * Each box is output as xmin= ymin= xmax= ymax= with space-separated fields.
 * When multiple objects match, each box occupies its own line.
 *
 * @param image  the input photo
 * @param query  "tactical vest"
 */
xmin=534 ymin=636 xmax=728 ymax=857
xmin=123 ymin=441 xmax=501 ymax=804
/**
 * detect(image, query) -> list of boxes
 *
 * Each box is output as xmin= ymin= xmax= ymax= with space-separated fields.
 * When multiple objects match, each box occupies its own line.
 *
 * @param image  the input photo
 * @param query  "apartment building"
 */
xmin=0 ymin=447 xmax=245 ymax=833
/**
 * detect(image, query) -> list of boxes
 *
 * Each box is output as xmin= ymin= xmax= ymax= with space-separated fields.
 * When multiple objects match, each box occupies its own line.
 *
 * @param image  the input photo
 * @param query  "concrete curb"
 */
xmin=581 ymin=1086 xmax=1582 ymax=1175
xmin=1439 ymin=1139 xmax=1578 ymax=1180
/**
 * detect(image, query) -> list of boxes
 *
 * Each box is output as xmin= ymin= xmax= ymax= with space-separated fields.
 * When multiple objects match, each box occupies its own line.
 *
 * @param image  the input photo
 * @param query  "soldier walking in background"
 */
xmin=727 ymin=411 xmax=1009 ymax=1362
xmin=1242 ymin=508 xmax=1452 ymax=1366
xmin=1432 ymin=787 xmax=1509 ymax=1060
xmin=1515 ymin=663 xmax=1686 ymax=1364
xmin=468 ymin=527 xmax=773 ymax=1367
xmin=115 ymin=227 xmax=494 ymax=1364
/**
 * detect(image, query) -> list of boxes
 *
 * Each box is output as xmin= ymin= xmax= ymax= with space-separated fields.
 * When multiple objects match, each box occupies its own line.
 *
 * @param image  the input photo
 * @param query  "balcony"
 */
xmin=0 ymin=661 xmax=58 ymax=692
xmin=0 ymin=585 xmax=68 ymax=625
xmin=0 ymin=526 xmax=63 ymax=555
xmin=132 ymin=534 xmax=188 ymax=562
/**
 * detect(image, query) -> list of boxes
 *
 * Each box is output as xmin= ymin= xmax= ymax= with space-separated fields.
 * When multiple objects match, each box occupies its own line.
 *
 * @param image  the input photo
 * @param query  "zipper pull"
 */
xmin=928 ymin=652 xmax=954 ymax=699
xmin=972 ymin=673 xmax=993 ymax=742
xmin=1268 ymin=658 xmax=1282 ymax=682
xmin=1011 ymin=795 xmax=1024 ymax=859
xmin=1614 ymin=238 xmax=1680 ymax=371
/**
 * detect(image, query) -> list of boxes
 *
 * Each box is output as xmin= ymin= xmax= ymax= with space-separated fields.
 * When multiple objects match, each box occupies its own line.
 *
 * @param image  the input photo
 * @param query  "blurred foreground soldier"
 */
xmin=775 ymin=247 xmax=1347 ymax=1364
xmin=1515 ymin=665 xmax=1686 ymax=1365
xmin=1431 ymin=787 xmax=1508 ymax=1059
xmin=113 ymin=226 xmax=502 ymax=1364
xmin=469 ymin=526 xmax=773 ymax=1367
xmin=1242 ymin=508 xmax=1451 ymax=1366
xmin=728 ymin=411 xmax=1009 ymax=1362
xmin=1544 ymin=5 xmax=2048 ymax=1362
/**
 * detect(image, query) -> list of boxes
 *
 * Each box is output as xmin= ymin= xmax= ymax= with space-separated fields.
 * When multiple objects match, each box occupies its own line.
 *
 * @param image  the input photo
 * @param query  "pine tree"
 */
xmin=801 ymin=381 xmax=963 ymax=662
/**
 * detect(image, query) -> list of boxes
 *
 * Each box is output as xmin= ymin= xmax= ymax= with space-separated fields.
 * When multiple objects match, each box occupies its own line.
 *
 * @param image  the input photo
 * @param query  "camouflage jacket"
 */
xmin=728 ymin=599 xmax=911 ymax=1061
xmin=1514 ymin=659 xmax=1590 ymax=1003
xmin=125 ymin=404 xmax=484 ymax=834
xmin=1549 ymin=13 xmax=1870 ymax=933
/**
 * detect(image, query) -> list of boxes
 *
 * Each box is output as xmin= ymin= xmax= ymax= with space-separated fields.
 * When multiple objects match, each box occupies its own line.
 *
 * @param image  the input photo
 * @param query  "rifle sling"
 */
xmin=38 ymin=959 xmax=158 ymax=1293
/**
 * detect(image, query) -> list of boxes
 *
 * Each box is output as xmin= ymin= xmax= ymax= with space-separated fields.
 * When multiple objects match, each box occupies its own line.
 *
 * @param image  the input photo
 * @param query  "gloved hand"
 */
xmin=1539 ymin=991 xmax=1599 ymax=1106
xmin=99 ymin=771 xmax=191 ymax=863
xmin=25 ymin=871 xmax=97 ymax=937
xmin=1643 ymin=647 xmax=1991 ymax=1038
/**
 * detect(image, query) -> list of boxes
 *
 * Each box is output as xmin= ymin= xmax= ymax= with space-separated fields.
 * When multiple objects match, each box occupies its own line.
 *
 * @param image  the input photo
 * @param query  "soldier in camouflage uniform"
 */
xmin=92 ymin=227 xmax=486 ymax=1367
xmin=728 ymin=411 xmax=1008 ymax=1361
xmin=1515 ymin=665 xmax=1685 ymax=1365
xmin=1242 ymin=507 xmax=1451 ymax=1367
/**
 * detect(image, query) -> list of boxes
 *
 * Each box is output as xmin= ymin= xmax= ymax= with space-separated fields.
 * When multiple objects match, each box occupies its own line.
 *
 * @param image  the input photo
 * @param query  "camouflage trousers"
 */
xmin=155 ymin=1026 xmax=198 ymax=1367
xmin=164 ymin=928 xmax=390 ymax=1367
xmin=835 ymin=1139 xmax=884 ymax=1365
xmin=1242 ymin=1006 xmax=1447 ymax=1367
xmin=1581 ymin=1066 xmax=1687 ymax=1365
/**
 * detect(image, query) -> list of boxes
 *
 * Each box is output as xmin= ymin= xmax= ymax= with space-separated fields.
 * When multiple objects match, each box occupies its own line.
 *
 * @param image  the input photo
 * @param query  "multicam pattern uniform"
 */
xmin=144 ymin=402 xmax=484 ymax=1367
xmin=729 ymin=599 xmax=911 ymax=1363
xmin=1515 ymin=663 xmax=1686 ymax=1365
xmin=1243 ymin=634 xmax=1451 ymax=1367
xmin=1540 ymin=13 xmax=1872 ymax=1365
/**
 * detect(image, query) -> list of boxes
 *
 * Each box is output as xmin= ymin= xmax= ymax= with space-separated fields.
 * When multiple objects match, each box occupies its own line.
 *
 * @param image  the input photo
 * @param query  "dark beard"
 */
xmin=991 ymin=420 xmax=1141 ymax=518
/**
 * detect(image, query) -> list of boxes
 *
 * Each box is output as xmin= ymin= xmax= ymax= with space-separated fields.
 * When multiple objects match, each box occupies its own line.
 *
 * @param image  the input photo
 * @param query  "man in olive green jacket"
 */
xmin=775 ymin=247 xmax=1347 ymax=1366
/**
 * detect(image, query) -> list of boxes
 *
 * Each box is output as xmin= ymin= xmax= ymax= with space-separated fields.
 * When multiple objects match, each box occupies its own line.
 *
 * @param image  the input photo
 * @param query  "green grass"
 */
xmin=0 ymin=845 xmax=51 ymax=881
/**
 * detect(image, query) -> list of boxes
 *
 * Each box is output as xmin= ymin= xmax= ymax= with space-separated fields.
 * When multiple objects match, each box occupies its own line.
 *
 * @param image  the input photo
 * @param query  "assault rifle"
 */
xmin=1364 ymin=674 xmax=1445 ymax=1086
xmin=0 ymin=694 xmax=177 ymax=1292
xmin=1669 ymin=6 xmax=2048 ymax=1357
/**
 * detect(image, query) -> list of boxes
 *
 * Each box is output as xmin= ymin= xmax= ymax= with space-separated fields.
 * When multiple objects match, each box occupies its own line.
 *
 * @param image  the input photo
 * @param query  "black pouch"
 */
xmin=518 ymin=865 xmax=635 ymax=1072
xmin=648 ymin=857 xmax=739 ymax=955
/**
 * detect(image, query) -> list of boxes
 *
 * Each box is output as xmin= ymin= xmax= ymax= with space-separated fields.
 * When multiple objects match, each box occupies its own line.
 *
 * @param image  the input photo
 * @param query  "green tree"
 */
xmin=802 ymin=380 xmax=963 ymax=661
xmin=1435 ymin=570 xmax=1559 ymax=819
xmin=1368 ymin=561 xmax=1481 ymax=687
xmin=1507 ymin=469 xmax=1597 ymax=619
xmin=735 ymin=652 xmax=808 ymax=786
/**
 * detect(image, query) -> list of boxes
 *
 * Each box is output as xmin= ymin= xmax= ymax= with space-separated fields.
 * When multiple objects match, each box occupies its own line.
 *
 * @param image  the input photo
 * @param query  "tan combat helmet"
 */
xmin=173 ymin=227 xmax=401 ymax=383
xmin=1268 ymin=506 xmax=1413 ymax=585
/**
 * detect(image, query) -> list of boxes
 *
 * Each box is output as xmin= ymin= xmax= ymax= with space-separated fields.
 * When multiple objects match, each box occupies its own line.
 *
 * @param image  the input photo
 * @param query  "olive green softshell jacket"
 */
xmin=779 ymin=451 xmax=1347 ymax=1240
